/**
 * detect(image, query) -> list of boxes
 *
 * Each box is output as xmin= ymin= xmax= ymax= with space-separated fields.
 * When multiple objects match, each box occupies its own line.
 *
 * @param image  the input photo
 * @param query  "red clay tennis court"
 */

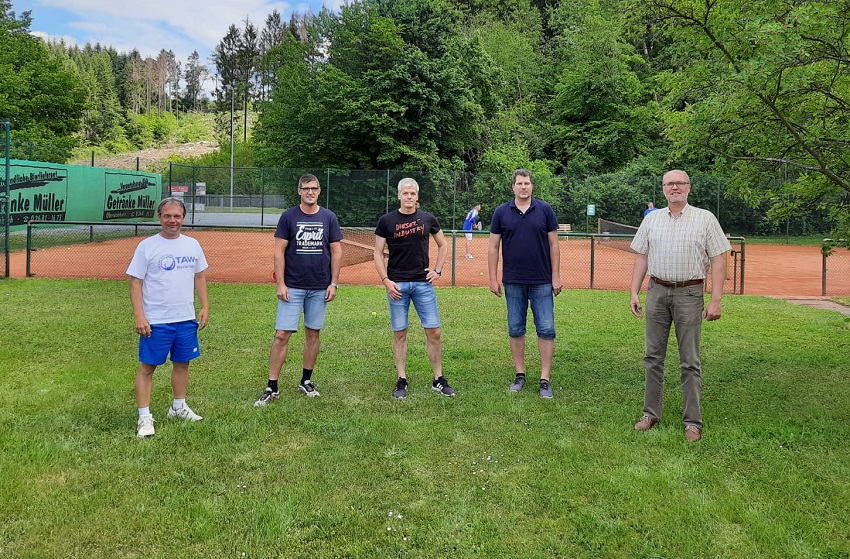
xmin=9 ymin=230 xmax=841 ymax=297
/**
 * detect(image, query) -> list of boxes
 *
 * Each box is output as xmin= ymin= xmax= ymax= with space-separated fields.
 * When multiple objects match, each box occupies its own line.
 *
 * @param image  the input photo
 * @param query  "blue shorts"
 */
xmin=504 ymin=283 xmax=556 ymax=339
xmin=276 ymin=288 xmax=328 ymax=331
xmin=388 ymin=281 xmax=441 ymax=331
xmin=139 ymin=320 xmax=201 ymax=366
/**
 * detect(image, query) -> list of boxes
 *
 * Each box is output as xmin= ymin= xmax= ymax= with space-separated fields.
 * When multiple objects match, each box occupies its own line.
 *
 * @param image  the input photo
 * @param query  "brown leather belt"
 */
xmin=651 ymin=277 xmax=704 ymax=288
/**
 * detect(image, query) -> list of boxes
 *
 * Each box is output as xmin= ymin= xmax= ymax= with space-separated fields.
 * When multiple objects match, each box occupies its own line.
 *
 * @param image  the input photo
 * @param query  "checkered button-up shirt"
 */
xmin=630 ymin=204 xmax=731 ymax=282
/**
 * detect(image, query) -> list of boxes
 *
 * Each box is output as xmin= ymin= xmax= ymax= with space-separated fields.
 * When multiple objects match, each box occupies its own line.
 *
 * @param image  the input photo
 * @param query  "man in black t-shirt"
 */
xmin=254 ymin=174 xmax=343 ymax=406
xmin=374 ymin=178 xmax=454 ymax=399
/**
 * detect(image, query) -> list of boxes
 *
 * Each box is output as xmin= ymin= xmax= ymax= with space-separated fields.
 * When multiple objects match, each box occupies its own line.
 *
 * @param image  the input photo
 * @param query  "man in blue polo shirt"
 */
xmin=487 ymin=169 xmax=562 ymax=398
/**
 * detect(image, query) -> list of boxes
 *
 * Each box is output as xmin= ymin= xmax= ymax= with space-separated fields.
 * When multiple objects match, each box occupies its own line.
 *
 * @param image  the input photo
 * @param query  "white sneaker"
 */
xmin=137 ymin=415 xmax=156 ymax=438
xmin=167 ymin=404 xmax=203 ymax=421
xmin=254 ymin=388 xmax=280 ymax=407
xmin=299 ymin=380 xmax=321 ymax=397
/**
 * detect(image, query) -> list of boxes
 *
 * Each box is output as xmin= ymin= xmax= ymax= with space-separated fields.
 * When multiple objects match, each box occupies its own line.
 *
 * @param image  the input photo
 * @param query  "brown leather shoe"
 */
xmin=685 ymin=425 xmax=702 ymax=442
xmin=634 ymin=416 xmax=658 ymax=431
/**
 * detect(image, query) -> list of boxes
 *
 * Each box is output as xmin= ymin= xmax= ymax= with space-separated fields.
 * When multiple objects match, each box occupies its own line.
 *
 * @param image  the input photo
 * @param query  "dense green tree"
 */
xmin=71 ymin=49 xmax=125 ymax=146
xmin=637 ymin=0 xmax=850 ymax=238
xmin=468 ymin=12 xmax=553 ymax=176
xmin=237 ymin=18 xmax=259 ymax=141
xmin=183 ymin=51 xmax=209 ymax=111
xmin=164 ymin=50 xmax=181 ymax=115
xmin=258 ymin=10 xmax=287 ymax=102
xmin=547 ymin=0 xmax=660 ymax=174
xmin=255 ymin=0 xmax=498 ymax=173
xmin=0 ymin=1 xmax=85 ymax=160
xmin=212 ymin=24 xmax=242 ymax=143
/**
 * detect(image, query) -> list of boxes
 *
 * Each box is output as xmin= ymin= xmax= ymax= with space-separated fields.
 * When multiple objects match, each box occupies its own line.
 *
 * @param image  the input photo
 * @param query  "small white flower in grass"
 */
xmin=403 ymin=536 xmax=408 ymax=541
xmin=387 ymin=527 xmax=392 ymax=531
xmin=388 ymin=511 xmax=393 ymax=517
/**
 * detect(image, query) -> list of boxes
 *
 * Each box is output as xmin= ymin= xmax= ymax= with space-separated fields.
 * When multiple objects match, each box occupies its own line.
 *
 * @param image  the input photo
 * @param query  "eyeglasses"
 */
xmin=662 ymin=181 xmax=690 ymax=188
xmin=300 ymin=187 xmax=320 ymax=192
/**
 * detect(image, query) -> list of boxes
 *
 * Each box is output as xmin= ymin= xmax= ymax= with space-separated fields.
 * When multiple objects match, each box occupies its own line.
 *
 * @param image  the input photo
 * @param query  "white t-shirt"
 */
xmin=126 ymin=233 xmax=209 ymax=324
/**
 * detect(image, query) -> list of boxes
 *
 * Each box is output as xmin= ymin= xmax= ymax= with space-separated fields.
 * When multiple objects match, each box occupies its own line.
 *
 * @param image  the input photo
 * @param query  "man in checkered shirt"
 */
xmin=629 ymin=170 xmax=731 ymax=442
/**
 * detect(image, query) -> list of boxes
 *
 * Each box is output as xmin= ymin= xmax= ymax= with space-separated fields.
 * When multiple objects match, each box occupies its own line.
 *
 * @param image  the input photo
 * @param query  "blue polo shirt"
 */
xmin=491 ymin=197 xmax=558 ymax=284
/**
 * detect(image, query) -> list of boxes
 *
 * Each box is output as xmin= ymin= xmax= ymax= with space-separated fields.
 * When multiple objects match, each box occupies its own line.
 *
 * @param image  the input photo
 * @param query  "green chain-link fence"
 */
xmin=164 ymin=164 xmax=836 ymax=238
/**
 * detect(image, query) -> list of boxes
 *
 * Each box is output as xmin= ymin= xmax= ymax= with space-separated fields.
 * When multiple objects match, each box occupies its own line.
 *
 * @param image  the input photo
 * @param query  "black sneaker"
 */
xmin=432 ymin=376 xmax=455 ymax=397
xmin=393 ymin=378 xmax=408 ymax=399
xmin=509 ymin=375 xmax=526 ymax=392
xmin=254 ymin=387 xmax=280 ymax=407
xmin=539 ymin=379 xmax=554 ymax=399
xmin=299 ymin=379 xmax=321 ymax=397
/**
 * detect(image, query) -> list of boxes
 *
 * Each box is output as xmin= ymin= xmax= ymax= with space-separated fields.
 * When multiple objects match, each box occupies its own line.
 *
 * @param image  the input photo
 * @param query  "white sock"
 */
xmin=138 ymin=407 xmax=151 ymax=419
xmin=172 ymin=398 xmax=186 ymax=410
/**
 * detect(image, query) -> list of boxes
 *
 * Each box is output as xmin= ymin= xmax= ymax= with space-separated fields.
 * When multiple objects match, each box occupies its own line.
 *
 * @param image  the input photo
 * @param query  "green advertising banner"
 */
xmin=103 ymin=172 xmax=158 ymax=220
xmin=0 ymin=160 xmax=161 ymax=230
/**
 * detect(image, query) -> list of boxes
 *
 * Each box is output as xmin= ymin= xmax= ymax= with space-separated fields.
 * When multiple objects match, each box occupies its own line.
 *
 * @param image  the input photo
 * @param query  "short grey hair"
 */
xmin=397 ymin=177 xmax=419 ymax=193
xmin=157 ymin=197 xmax=186 ymax=217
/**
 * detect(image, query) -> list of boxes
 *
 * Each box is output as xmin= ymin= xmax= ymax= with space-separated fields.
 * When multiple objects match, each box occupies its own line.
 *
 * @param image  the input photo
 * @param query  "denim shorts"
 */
xmin=504 ymin=283 xmax=556 ymax=339
xmin=387 ymin=281 xmax=441 ymax=331
xmin=139 ymin=320 xmax=200 ymax=365
xmin=275 ymin=288 xmax=329 ymax=331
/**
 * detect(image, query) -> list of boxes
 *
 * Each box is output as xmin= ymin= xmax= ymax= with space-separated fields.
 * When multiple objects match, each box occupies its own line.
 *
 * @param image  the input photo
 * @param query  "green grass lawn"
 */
xmin=1 ymin=280 xmax=849 ymax=558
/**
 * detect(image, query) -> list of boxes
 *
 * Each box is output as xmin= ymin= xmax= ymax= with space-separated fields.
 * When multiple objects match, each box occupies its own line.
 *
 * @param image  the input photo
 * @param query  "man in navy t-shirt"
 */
xmin=488 ymin=169 xmax=563 ymax=399
xmin=374 ymin=178 xmax=454 ymax=400
xmin=254 ymin=174 xmax=343 ymax=406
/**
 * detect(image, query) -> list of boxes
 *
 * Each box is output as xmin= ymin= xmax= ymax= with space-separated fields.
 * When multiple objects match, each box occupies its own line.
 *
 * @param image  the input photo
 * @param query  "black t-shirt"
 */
xmin=275 ymin=206 xmax=343 ymax=289
xmin=375 ymin=209 xmax=441 ymax=282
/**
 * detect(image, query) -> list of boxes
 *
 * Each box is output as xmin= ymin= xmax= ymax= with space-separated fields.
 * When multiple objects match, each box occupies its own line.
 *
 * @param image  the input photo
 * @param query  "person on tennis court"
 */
xmin=254 ymin=174 xmax=343 ymax=406
xmin=488 ymin=169 xmax=562 ymax=399
xmin=629 ymin=169 xmax=731 ymax=442
xmin=463 ymin=202 xmax=482 ymax=258
xmin=127 ymin=197 xmax=209 ymax=438
xmin=374 ymin=177 xmax=454 ymax=399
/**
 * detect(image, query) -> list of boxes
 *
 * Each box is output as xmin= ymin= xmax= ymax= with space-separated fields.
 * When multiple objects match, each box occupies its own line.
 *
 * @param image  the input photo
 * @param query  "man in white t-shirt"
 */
xmin=126 ymin=197 xmax=209 ymax=438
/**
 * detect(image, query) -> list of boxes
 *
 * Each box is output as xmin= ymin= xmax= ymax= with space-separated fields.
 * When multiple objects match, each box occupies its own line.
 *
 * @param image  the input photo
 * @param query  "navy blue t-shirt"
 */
xmin=275 ymin=206 xmax=343 ymax=289
xmin=375 ymin=209 xmax=441 ymax=282
xmin=490 ymin=198 xmax=558 ymax=284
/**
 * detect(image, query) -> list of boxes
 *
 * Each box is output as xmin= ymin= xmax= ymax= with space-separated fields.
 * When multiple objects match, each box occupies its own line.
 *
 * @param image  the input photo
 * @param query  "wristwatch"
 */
xmin=331 ymin=282 xmax=340 ymax=288
xmin=434 ymin=268 xmax=442 ymax=276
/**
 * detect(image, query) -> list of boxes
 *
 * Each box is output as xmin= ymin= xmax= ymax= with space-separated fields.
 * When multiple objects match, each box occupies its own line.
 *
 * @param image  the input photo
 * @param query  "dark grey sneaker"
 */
xmin=393 ymin=378 xmax=408 ymax=399
xmin=432 ymin=376 xmax=456 ymax=397
xmin=254 ymin=387 xmax=280 ymax=407
xmin=539 ymin=379 xmax=554 ymax=399
xmin=509 ymin=375 xmax=526 ymax=392
xmin=299 ymin=380 xmax=321 ymax=397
